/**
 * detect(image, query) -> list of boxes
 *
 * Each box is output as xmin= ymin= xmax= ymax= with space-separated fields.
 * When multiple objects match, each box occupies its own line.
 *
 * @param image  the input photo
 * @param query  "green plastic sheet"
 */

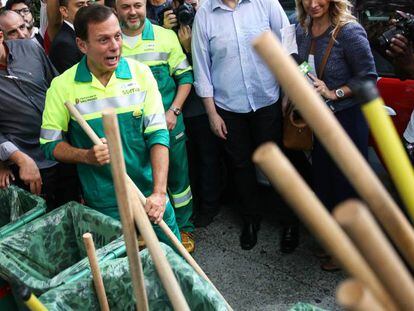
xmin=0 ymin=202 xmax=123 ymax=295
xmin=40 ymin=243 xmax=228 ymax=311
xmin=289 ymin=302 xmax=329 ymax=311
xmin=0 ymin=186 xmax=46 ymax=238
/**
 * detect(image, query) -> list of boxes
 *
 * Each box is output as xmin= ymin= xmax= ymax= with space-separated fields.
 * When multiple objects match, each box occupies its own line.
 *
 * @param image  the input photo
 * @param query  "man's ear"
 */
xmin=0 ymin=31 xmax=4 ymax=44
xmin=76 ymin=37 xmax=87 ymax=54
xmin=59 ymin=6 xmax=69 ymax=19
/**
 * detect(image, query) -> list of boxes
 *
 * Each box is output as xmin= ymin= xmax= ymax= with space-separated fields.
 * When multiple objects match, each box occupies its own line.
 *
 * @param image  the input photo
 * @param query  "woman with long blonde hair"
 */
xmin=294 ymin=0 xmax=377 ymax=270
xmin=296 ymin=0 xmax=356 ymax=35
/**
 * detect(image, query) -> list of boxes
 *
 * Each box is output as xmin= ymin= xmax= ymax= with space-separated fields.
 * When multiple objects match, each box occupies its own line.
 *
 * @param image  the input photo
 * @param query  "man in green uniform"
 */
xmin=40 ymin=4 xmax=180 ymax=245
xmin=116 ymin=0 xmax=195 ymax=252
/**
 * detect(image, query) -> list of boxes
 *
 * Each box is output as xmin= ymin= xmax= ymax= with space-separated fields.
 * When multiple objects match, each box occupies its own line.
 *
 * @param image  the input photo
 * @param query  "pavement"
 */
xmin=192 ymin=202 xmax=345 ymax=311
xmin=191 ymin=148 xmax=391 ymax=311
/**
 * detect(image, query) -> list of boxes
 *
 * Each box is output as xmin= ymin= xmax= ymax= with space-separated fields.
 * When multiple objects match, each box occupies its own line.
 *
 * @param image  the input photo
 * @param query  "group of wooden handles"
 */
xmin=251 ymin=32 xmax=414 ymax=310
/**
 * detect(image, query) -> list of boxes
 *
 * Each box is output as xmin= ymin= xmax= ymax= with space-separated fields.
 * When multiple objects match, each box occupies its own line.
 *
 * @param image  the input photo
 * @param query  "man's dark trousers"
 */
xmin=216 ymin=103 xmax=291 ymax=221
xmin=184 ymin=114 xmax=222 ymax=214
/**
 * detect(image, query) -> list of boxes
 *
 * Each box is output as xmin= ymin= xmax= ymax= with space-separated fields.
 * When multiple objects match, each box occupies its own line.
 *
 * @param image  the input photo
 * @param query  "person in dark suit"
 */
xmin=48 ymin=0 xmax=90 ymax=73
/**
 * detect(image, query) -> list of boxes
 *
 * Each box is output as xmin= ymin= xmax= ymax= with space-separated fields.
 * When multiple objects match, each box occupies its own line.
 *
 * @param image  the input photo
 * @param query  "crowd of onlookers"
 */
xmin=3 ymin=0 xmax=411 ymax=272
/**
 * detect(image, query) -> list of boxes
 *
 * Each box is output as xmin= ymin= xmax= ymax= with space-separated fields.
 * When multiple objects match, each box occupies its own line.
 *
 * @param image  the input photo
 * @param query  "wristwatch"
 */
xmin=169 ymin=105 xmax=181 ymax=116
xmin=335 ymin=88 xmax=345 ymax=99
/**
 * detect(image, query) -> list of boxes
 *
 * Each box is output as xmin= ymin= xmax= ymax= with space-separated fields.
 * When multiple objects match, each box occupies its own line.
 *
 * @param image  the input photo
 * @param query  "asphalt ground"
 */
xmin=192 ymin=194 xmax=345 ymax=311
xmin=191 ymin=149 xmax=393 ymax=311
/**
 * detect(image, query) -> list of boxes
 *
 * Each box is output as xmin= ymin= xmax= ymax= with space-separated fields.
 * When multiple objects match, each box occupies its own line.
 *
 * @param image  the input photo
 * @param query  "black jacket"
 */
xmin=49 ymin=22 xmax=83 ymax=74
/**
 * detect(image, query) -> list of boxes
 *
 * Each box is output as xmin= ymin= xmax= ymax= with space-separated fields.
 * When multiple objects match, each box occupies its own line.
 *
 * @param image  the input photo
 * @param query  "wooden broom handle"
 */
xmin=99 ymin=113 xmax=149 ymax=310
xmin=66 ymin=102 xmax=148 ymax=311
xmin=65 ymin=101 xmax=232 ymax=310
xmin=65 ymin=102 xmax=103 ymax=145
xmin=102 ymin=109 xmax=190 ymax=311
xmin=123 ymin=168 xmax=233 ymax=310
xmin=131 ymin=189 xmax=233 ymax=310
xmin=253 ymin=143 xmax=396 ymax=310
xmin=252 ymin=32 xmax=414 ymax=271
xmin=334 ymin=201 xmax=414 ymax=310
xmin=83 ymin=233 xmax=110 ymax=311
xmin=336 ymin=279 xmax=385 ymax=311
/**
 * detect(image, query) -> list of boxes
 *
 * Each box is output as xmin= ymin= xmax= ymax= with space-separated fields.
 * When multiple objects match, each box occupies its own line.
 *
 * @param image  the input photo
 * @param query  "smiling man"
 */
xmin=40 ymin=4 xmax=180 ymax=246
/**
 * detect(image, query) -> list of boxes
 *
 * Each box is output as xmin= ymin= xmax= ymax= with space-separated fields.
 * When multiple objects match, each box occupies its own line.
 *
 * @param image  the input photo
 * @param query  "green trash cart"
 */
xmin=0 ymin=186 xmax=47 ymax=310
xmin=0 ymin=202 xmax=125 ymax=296
xmin=0 ymin=186 xmax=46 ymax=240
xmin=39 ymin=243 xmax=228 ymax=311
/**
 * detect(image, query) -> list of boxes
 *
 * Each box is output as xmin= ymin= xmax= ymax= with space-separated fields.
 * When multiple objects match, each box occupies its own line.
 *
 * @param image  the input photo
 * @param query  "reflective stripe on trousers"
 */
xmin=170 ymin=186 xmax=192 ymax=208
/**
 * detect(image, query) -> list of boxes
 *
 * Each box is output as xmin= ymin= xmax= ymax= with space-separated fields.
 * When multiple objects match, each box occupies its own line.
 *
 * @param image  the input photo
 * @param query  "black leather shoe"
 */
xmin=240 ymin=221 xmax=260 ymax=250
xmin=280 ymin=226 xmax=299 ymax=254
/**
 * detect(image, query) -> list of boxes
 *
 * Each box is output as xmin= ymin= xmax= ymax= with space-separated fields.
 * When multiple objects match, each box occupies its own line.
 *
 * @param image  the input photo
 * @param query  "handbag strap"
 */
xmin=317 ymin=26 xmax=342 ymax=80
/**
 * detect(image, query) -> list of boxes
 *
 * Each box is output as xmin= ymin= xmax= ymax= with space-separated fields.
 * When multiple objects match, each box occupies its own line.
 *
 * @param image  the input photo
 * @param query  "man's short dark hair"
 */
xmin=0 ymin=10 xmax=24 ymax=32
xmin=59 ymin=0 xmax=69 ymax=7
xmin=0 ymin=10 xmax=9 ymax=31
xmin=74 ymin=4 xmax=114 ymax=41
xmin=5 ymin=0 xmax=32 ymax=11
xmin=0 ymin=9 xmax=11 ymax=20
xmin=104 ymin=0 xmax=116 ymax=10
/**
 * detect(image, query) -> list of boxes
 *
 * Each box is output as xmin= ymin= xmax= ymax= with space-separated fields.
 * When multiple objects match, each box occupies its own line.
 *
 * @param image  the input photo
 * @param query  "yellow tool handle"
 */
xmin=24 ymin=293 xmax=48 ymax=311
xmin=362 ymin=97 xmax=414 ymax=221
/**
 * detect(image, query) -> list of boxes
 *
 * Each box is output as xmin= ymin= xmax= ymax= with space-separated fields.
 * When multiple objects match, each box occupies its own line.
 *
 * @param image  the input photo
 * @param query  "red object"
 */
xmin=0 ymin=43 xmax=9 ymax=69
xmin=377 ymin=77 xmax=414 ymax=136
xmin=43 ymin=29 xmax=51 ymax=55
xmin=0 ymin=282 xmax=12 ymax=300
xmin=368 ymin=77 xmax=414 ymax=167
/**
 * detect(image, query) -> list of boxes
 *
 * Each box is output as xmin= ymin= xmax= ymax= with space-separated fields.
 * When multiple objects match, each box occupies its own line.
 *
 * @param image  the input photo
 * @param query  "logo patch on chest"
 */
xmin=120 ymin=81 xmax=141 ymax=95
xmin=122 ymin=87 xmax=140 ymax=96
xmin=143 ymin=43 xmax=156 ymax=51
xmin=75 ymin=95 xmax=98 ymax=104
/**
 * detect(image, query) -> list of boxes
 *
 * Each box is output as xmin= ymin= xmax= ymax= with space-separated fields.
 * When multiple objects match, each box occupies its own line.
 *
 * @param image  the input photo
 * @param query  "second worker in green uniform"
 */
xmin=116 ymin=0 xmax=195 ymax=252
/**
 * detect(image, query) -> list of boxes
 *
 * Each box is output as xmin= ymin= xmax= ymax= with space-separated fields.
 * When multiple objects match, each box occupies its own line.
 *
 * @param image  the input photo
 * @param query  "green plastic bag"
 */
xmin=40 ymin=243 xmax=228 ymax=311
xmin=0 ymin=202 xmax=123 ymax=295
xmin=0 ymin=186 xmax=46 ymax=239
xmin=289 ymin=302 xmax=329 ymax=311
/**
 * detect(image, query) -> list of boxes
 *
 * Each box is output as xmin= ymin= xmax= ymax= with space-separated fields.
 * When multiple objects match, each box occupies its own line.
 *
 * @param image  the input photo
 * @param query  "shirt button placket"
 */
xmin=234 ymin=8 xmax=252 ymax=111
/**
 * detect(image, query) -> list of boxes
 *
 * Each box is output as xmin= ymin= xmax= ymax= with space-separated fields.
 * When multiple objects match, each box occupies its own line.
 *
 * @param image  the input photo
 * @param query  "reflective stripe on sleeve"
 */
xmin=75 ymin=91 xmax=146 ymax=115
xmin=173 ymin=59 xmax=190 ymax=72
xmin=144 ymin=113 xmax=166 ymax=128
xmin=40 ymin=128 xmax=63 ymax=141
xmin=126 ymin=52 xmax=170 ymax=62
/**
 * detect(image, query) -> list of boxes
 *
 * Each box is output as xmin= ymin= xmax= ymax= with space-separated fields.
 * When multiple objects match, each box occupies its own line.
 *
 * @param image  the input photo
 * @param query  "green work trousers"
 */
xmin=168 ymin=117 xmax=194 ymax=233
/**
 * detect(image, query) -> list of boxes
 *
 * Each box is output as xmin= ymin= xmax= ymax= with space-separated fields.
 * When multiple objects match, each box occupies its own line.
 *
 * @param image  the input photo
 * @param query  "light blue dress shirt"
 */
xmin=192 ymin=0 xmax=289 ymax=113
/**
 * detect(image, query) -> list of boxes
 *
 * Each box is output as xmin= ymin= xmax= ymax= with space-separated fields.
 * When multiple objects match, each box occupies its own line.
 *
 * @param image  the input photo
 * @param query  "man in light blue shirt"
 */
xmin=192 ymin=0 xmax=294 ymax=251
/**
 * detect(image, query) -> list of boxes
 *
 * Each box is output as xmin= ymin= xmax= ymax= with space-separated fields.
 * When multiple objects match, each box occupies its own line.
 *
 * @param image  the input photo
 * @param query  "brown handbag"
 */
xmin=282 ymin=26 xmax=341 ymax=151
xmin=283 ymin=100 xmax=313 ymax=150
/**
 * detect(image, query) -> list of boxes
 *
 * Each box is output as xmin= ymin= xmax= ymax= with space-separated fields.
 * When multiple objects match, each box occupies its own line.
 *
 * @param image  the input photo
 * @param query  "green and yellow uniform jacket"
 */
xmin=40 ymin=56 xmax=169 ymax=216
xmin=122 ymin=18 xmax=193 ymax=145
